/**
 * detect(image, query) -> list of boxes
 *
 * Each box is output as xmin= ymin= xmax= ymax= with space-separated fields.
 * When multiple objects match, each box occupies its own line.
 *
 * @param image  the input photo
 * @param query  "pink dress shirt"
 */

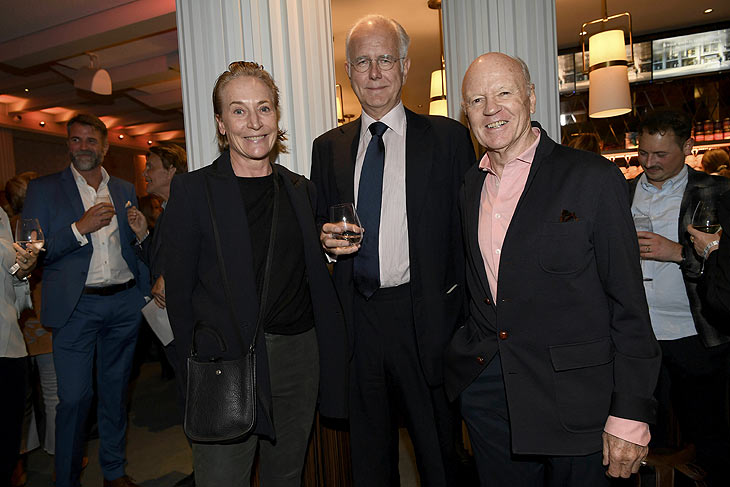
xmin=477 ymin=127 xmax=649 ymax=447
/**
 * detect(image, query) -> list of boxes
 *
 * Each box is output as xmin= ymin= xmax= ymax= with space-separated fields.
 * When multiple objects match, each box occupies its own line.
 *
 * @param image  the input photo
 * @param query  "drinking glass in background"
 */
xmin=633 ymin=213 xmax=653 ymax=282
xmin=692 ymin=200 xmax=721 ymax=275
xmin=692 ymin=200 xmax=721 ymax=235
xmin=329 ymin=203 xmax=363 ymax=245
xmin=15 ymin=218 xmax=45 ymax=252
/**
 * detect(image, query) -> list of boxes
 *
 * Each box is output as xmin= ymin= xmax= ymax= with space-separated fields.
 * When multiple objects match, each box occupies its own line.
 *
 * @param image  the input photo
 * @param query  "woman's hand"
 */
xmin=127 ymin=206 xmax=149 ymax=242
xmin=151 ymin=275 xmax=166 ymax=309
xmin=687 ymin=224 xmax=721 ymax=258
xmin=13 ymin=242 xmax=39 ymax=279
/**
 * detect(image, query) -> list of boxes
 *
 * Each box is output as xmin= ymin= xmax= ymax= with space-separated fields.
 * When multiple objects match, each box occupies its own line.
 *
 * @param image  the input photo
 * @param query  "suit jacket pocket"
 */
xmin=538 ymin=221 xmax=591 ymax=275
xmin=549 ymin=337 xmax=614 ymax=433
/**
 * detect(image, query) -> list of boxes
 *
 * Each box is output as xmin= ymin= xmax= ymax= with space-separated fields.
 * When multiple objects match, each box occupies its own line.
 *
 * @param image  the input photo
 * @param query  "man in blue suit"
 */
xmin=23 ymin=113 xmax=147 ymax=487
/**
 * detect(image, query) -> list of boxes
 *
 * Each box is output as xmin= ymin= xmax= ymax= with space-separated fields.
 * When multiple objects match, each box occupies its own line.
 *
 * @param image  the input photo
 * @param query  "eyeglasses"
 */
xmin=349 ymin=55 xmax=403 ymax=73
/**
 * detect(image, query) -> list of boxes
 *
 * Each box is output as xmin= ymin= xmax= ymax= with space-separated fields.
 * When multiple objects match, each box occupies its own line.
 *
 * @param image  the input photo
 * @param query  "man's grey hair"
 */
xmin=345 ymin=14 xmax=410 ymax=62
xmin=513 ymin=55 xmax=533 ymax=91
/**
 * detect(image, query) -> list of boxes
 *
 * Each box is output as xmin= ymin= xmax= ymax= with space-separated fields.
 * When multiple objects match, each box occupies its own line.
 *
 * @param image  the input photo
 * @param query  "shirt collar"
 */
xmin=639 ymin=164 xmax=688 ymax=194
xmin=479 ymin=127 xmax=541 ymax=175
xmin=70 ymin=163 xmax=110 ymax=190
xmin=360 ymin=102 xmax=406 ymax=140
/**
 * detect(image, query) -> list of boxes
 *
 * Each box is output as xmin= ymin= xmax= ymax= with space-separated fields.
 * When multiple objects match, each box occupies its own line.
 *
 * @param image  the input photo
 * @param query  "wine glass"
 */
xmin=633 ymin=213 xmax=653 ymax=282
xmin=329 ymin=203 xmax=363 ymax=245
xmin=692 ymin=200 xmax=721 ymax=275
xmin=15 ymin=218 xmax=45 ymax=252
xmin=691 ymin=200 xmax=721 ymax=235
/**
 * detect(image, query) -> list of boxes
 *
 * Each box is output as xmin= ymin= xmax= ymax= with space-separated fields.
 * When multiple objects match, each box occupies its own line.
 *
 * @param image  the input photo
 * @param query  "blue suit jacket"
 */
xmin=22 ymin=166 xmax=149 ymax=328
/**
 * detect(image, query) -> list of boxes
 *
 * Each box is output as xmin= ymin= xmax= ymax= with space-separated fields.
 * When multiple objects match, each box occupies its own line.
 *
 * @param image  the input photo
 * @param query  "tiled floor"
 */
xmin=23 ymin=362 xmax=424 ymax=487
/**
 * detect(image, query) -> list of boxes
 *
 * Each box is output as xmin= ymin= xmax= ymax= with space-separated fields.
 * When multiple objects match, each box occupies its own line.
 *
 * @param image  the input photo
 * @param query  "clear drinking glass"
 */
xmin=692 ymin=200 xmax=721 ymax=275
xmin=15 ymin=218 xmax=45 ymax=252
xmin=633 ymin=213 xmax=653 ymax=282
xmin=692 ymin=200 xmax=721 ymax=235
xmin=329 ymin=203 xmax=363 ymax=244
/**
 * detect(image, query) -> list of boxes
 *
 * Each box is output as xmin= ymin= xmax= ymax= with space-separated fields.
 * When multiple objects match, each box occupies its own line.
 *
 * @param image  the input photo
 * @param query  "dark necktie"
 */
xmin=354 ymin=121 xmax=388 ymax=298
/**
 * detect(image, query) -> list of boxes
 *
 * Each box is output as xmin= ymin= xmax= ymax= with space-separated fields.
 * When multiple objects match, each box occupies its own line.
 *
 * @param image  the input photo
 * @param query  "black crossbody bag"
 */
xmin=183 ymin=169 xmax=279 ymax=442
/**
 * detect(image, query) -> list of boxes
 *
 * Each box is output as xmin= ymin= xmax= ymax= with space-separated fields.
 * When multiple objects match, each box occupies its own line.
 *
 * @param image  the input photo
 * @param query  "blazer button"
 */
xmin=476 ymin=356 xmax=485 ymax=365
xmin=483 ymin=297 xmax=491 ymax=305
xmin=498 ymin=331 xmax=509 ymax=340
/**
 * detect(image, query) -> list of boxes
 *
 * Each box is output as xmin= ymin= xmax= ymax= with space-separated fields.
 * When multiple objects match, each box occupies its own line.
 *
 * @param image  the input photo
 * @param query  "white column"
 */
xmin=442 ymin=0 xmax=560 ymax=141
xmin=175 ymin=0 xmax=337 ymax=175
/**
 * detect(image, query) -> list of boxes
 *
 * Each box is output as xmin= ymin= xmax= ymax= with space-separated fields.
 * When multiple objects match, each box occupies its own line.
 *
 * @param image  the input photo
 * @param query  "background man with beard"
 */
xmin=23 ymin=113 xmax=148 ymax=487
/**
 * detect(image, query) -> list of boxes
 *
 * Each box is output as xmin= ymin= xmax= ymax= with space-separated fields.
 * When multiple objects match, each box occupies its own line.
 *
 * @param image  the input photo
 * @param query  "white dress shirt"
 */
xmin=354 ymin=103 xmax=410 ymax=288
xmin=70 ymin=165 xmax=134 ymax=287
xmin=632 ymin=165 xmax=695 ymax=340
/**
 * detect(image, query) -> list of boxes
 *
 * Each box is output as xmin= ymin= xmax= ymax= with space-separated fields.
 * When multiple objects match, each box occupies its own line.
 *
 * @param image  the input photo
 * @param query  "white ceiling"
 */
xmin=0 ymin=0 xmax=728 ymax=148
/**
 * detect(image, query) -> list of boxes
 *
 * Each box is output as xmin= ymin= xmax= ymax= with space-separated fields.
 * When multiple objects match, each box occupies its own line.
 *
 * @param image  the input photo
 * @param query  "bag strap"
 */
xmin=203 ymin=165 xmax=280 ymax=353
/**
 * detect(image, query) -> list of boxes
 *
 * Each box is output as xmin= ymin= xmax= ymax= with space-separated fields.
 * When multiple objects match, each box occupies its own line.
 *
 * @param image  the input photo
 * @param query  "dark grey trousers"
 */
xmin=192 ymin=327 xmax=319 ymax=487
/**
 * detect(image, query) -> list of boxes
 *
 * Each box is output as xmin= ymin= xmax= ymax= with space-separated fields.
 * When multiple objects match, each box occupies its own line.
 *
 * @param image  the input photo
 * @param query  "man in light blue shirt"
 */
xmin=628 ymin=109 xmax=730 ymax=486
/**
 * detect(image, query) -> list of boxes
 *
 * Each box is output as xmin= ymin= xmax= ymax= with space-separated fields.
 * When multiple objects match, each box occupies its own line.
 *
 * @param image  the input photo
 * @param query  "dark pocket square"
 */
xmin=559 ymin=209 xmax=578 ymax=222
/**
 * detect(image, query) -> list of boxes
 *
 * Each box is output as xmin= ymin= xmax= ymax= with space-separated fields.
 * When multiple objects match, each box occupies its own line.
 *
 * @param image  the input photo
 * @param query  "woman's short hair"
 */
xmin=5 ymin=171 xmax=39 ymax=215
xmin=567 ymin=134 xmax=602 ymax=154
xmin=701 ymin=149 xmax=730 ymax=174
xmin=148 ymin=144 xmax=188 ymax=174
xmin=211 ymin=61 xmax=288 ymax=158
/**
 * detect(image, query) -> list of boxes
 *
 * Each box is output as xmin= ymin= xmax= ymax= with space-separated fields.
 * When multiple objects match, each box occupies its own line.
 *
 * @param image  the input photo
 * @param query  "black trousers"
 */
xmin=0 ymin=357 xmax=27 ymax=487
xmin=651 ymin=336 xmax=730 ymax=487
xmin=461 ymin=354 xmax=615 ymax=487
xmin=349 ymin=284 xmax=457 ymax=487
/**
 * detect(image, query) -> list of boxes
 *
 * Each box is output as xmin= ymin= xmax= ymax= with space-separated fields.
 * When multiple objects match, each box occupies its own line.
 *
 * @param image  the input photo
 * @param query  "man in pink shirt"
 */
xmin=444 ymin=52 xmax=661 ymax=486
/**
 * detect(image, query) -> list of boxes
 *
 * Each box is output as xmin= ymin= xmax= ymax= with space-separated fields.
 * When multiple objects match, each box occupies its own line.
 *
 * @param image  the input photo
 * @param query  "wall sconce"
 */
xmin=580 ymin=0 xmax=633 ymax=118
xmin=428 ymin=0 xmax=447 ymax=116
xmin=429 ymin=69 xmax=447 ymax=116
xmin=336 ymin=84 xmax=344 ymax=126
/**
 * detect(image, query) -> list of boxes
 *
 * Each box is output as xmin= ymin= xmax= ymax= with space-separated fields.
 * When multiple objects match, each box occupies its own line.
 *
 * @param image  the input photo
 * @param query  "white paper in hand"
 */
xmin=142 ymin=300 xmax=174 ymax=346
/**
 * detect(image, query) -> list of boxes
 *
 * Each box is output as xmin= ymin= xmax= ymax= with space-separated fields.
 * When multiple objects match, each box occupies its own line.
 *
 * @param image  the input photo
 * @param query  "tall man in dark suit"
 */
xmin=310 ymin=14 xmax=475 ymax=486
xmin=445 ymin=52 xmax=661 ymax=486
xmin=629 ymin=110 xmax=730 ymax=486
xmin=23 ymin=113 xmax=148 ymax=487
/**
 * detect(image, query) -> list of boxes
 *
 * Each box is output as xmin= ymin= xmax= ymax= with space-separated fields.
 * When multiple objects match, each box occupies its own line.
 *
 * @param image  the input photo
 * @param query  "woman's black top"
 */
xmin=237 ymin=172 xmax=314 ymax=335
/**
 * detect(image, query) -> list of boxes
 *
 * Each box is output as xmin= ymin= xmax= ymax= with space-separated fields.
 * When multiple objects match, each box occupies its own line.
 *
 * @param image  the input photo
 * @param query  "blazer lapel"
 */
xmin=107 ymin=178 xmax=131 ymax=244
xmin=279 ymin=168 xmax=319 ymax=258
xmin=60 ymin=167 xmax=86 ymax=221
xmin=405 ymin=109 xmax=432 ymax=228
xmin=334 ymin=119 xmax=361 ymax=205
xmin=511 ymin=123 xmax=551 ymax=220
xmin=465 ymin=169 xmax=493 ymax=304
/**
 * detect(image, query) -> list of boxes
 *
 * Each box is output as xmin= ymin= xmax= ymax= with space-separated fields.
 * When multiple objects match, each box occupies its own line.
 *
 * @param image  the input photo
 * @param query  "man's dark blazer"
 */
xmin=445 ymin=123 xmax=661 ymax=456
xmin=629 ymin=167 xmax=730 ymax=347
xmin=163 ymin=152 xmax=349 ymax=439
xmin=703 ymin=189 xmax=730 ymax=317
xmin=309 ymin=108 xmax=475 ymax=386
xmin=22 ymin=166 xmax=148 ymax=328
